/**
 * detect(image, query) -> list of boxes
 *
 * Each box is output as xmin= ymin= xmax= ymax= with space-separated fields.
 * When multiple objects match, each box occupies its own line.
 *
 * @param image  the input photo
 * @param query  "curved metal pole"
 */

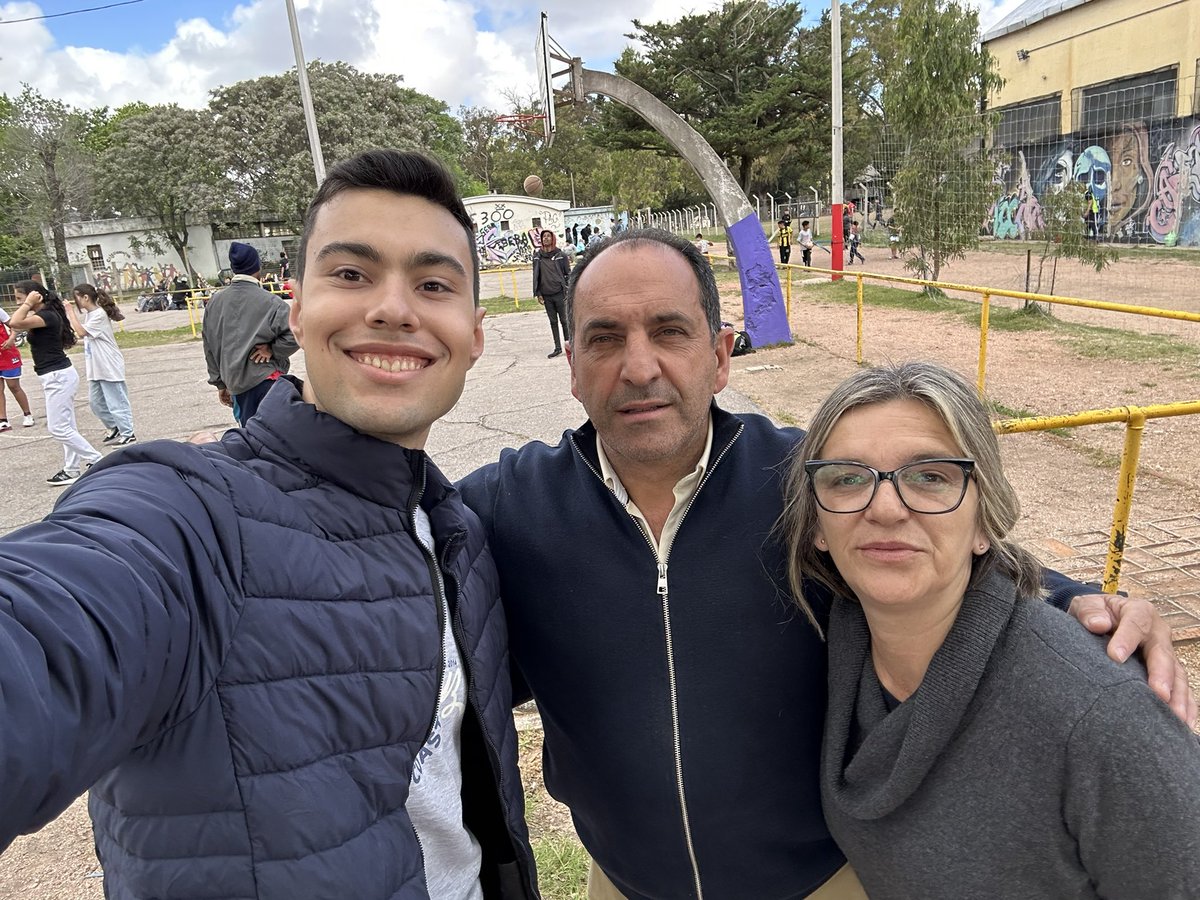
xmin=575 ymin=67 xmax=791 ymax=347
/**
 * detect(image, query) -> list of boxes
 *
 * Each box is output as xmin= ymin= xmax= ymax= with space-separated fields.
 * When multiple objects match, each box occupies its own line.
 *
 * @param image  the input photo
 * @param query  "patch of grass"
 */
xmin=112 ymin=325 xmax=204 ymax=350
xmin=481 ymin=296 xmax=533 ymax=316
xmin=532 ymin=835 xmax=589 ymax=900
xmin=1079 ymin=445 xmax=1122 ymax=469
xmin=1062 ymin=326 xmax=1197 ymax=364
xmin=774 ymin=410 xmax=799 ymax=427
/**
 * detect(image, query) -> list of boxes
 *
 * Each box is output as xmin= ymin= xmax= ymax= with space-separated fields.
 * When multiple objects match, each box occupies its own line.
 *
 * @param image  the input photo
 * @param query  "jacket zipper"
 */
xmin=573 ymin=422 xmax=743 ymax=900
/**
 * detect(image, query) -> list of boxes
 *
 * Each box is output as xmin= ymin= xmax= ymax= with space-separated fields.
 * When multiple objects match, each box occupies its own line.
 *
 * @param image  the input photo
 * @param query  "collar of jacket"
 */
xmin=240 ymin=376 xmax=462 ymax=526
xmin=570 ymin=400 xmax=742 ymax=473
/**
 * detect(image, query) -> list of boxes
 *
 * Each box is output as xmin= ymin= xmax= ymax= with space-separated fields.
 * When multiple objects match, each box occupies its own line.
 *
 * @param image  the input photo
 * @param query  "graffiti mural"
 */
xmin=985 ymin=115 xmax=1200 ymax=247
xmin=472 ymin=201 xmax=566 ymax=267
xmin=477 ymin=222 xmax=536 ymax=267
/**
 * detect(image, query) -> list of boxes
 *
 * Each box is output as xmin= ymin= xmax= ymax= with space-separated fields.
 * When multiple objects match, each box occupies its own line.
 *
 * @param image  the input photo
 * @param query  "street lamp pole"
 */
xmin=285 ymin=0 xmax=326 ymax=184
xmin=831 ymin=0 xmax=844 ymax=278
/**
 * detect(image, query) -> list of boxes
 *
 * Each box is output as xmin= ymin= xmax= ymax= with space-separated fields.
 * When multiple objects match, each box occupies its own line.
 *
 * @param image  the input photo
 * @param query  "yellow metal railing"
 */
xmin=706 ymin=254 xmax=1200 ymax=392
xmin=996 ymin=402 xmax=1200 ymax=592
xmin=706 ymin=252 xmax=1200 ymax=594
xmin=482 ymin=267 xmax=522 ymax=307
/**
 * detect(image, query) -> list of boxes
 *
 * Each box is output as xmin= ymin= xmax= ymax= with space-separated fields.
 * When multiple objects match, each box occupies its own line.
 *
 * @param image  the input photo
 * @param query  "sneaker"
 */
xmin=101 ymin=427 xmax=120 ymax=443
xmin=22 ymin=415 xmax=34 ymax=427
xmin=114 ymin=433 xmax=137 ymax=445
xmin=547 ymin=348 xmax=563 ymax=359
xmin=46 ymin=470 xmax=80 ymax=486
xmin=0 ymin=420 xmax=9 ymax=432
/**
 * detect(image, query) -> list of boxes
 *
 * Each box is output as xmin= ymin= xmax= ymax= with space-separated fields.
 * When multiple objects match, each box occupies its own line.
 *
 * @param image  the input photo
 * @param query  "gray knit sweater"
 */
xmin=822 ymin=570 xmax=1200 ymax=899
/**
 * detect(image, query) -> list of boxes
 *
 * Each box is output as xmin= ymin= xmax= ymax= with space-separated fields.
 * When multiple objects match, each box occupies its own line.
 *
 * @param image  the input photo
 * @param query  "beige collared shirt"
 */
xmin=595 ymin=417 xmax=715 ymax=560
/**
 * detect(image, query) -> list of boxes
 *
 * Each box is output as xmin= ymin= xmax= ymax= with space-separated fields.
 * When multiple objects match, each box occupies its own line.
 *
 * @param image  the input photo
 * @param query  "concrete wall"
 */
xmin=49 ymin=216 xmax=298 ymax=290
xmin=986 ymin=0 xmax=1199 ymax=128
xmin=464 ymin=195 xmax=571 ymax=268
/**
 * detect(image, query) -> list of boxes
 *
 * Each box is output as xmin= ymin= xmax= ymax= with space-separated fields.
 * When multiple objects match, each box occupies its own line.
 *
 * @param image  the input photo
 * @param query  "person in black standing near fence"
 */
xmin=533 ymin=229 xmax=572 ymax=359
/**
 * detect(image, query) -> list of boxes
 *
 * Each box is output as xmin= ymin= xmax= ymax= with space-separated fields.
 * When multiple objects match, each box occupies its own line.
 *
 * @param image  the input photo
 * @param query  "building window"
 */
xmin=500 ymin=221 xmax=510 ymax=232
xmin=86 ymin=244 xmax=104 ymax=268
xmin=1078 ymin=67 xmax=1177 ymax=134
xmin=531 ymin=217 xmax=542 ymax=229
xmin=994 ymin=94 xmax=1061 ymax=148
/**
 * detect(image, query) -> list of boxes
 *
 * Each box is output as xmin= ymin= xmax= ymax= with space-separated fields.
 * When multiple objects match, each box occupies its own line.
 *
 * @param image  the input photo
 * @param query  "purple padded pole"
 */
xmin=727 ymin=213 xmax=792 ymax=347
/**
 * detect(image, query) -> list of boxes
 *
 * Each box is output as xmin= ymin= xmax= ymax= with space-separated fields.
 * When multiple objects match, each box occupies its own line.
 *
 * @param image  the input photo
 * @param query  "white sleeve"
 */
xmin=0 ymin=308 xmax=9 ymax=325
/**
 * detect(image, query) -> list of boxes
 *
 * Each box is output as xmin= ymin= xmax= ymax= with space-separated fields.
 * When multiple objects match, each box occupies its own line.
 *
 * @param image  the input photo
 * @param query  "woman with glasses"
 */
xmin=779 ymin=361 xmax=1200 ymax=899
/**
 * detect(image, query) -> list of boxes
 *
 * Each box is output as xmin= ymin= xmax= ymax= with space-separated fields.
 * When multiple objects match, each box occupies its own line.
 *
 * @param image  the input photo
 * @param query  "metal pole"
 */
xmin=285 ymin=0 xmax=326 ymax=184
xmin=831 ymin=0 xmax=845 ymax=280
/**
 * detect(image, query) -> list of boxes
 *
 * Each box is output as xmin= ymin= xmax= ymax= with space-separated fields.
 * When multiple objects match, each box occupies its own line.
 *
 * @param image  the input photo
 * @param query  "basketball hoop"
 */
xmin=494 ymin=113 xmax=548 ymax=138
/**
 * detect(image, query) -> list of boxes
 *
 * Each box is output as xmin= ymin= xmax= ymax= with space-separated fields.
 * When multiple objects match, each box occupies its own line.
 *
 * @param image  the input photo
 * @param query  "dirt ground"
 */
xmin=3 ymin=244 xmax=1200 ymax=899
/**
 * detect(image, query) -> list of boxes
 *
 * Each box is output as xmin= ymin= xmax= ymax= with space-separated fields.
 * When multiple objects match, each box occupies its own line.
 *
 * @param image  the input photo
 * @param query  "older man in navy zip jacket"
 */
xmin=0 ymin=151 xmax=538 ymax=900
xmin=458 ymin=228 xmax=1194 ymax=900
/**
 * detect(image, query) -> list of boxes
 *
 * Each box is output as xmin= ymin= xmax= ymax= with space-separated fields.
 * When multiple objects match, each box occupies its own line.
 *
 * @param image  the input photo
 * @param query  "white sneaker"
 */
xmin=0 ymin=420 xmax=10 ymax=432
xmin=22 ymin=415 xmax=34 ymax=427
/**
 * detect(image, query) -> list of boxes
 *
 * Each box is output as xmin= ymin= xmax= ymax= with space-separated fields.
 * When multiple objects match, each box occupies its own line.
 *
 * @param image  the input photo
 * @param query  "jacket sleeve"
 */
xmin=0 ymin=455 xmax=243 ymax=849
xmin=265 ymin=299 xmax=299 ymax=361
xmin=455 ymin=463 xmax=532 ymax=705
xmin=530 ymin=255 xmax=542 ymax=296
xmin=1065 ymin=678 xmax=1200 ymax=896
xmin=202 ymin=321 xmax=224 ymax=389
xmin=1040 ymin=567 xmax=1101 ymax=611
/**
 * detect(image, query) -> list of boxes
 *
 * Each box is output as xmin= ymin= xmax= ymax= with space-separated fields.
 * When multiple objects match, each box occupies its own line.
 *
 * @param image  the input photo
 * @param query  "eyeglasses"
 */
xmin=804 ymin=458 xmax=976 ymax=514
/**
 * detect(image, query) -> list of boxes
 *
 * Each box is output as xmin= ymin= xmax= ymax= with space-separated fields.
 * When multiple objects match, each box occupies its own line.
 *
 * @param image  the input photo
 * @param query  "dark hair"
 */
xmin=564 ymin=228 xmax=721 ymax=338
xmin=296 ymin=149 xmax=479 ymax=305
xmin=16 ymin=279 xmax=75 ymax=348
xmin=73 ymin=283 xmax=124 ymax=321
xmin=801 ymin=220 xmax=810 ymax=228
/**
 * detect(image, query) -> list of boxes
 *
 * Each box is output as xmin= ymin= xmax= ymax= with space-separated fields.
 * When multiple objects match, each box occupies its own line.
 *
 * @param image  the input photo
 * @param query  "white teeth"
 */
xmin=390 ymin=359 xmax=403 ymax=373
xmin=353 ymin=352 xmax=424 ymax=372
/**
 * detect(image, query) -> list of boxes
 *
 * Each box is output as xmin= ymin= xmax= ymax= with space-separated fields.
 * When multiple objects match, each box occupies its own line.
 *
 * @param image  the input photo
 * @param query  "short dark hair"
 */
xmin=296 ymin=149 xmax=479 ymax=305
xmin=564 ymin=228 xmax=721 ymax=338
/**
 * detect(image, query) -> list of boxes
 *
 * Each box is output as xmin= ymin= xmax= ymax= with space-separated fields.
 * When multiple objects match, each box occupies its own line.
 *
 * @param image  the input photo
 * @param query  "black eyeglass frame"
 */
xmin=804 ymin=458 xmax=977 ymax=515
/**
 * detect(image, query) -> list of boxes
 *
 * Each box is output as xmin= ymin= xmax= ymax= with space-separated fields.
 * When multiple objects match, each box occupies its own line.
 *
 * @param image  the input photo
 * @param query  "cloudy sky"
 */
xmin=0 ymin=0 xmax=1029 ymax=112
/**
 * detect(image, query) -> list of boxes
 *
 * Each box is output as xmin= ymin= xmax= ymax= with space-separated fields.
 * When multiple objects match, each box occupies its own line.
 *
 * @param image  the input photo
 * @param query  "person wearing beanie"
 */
xmin=202 ymin=241 xmax=299 ymax=425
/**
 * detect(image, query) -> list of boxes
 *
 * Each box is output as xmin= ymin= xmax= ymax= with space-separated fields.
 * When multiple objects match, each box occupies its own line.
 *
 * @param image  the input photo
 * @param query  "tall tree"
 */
xmin=207 ymin=61 xmax=467 ymax=225
xmin=0 ymin=86 xmax=98 ymax=285
xmin=885 ymin=0 xmax=1001 ymax=282
xmin=597 ymin=0 xmax=829 ymax=192
xmin=97 ymin=104 xmax=227 ymax=283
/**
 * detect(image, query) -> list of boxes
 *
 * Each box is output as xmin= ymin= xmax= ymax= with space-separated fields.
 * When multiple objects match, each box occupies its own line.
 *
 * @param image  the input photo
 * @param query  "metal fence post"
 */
xmin=1103 ymin=410 xmax=1146 ymax=592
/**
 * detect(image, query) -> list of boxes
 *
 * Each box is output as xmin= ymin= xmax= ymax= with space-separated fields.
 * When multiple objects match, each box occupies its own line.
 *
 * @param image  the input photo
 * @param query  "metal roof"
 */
xmin=981 ymin=0 xmax=1095 ymax=42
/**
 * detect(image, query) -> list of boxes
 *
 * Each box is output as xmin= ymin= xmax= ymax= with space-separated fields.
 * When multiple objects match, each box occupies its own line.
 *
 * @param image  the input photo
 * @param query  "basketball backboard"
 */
xmin=535 ymin=12 xmax=557 ymax=146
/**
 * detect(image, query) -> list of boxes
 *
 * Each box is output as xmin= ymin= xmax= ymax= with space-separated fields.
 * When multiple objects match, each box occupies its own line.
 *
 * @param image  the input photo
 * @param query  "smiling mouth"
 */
xmin=618 ymin=403 xmax=669 ymax=415
xmin=348 ymin=351 xmax=430 ymax=373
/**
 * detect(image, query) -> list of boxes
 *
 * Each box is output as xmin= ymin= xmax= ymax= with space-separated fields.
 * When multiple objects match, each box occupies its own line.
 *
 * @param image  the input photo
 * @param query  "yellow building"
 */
xmin=981 ymin=0 xmax=1200 ymax=246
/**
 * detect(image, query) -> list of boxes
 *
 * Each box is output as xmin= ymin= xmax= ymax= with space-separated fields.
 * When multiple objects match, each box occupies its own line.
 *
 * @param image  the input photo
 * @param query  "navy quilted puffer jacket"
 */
xmin=0 ymin=379 xmax=537 ymax=899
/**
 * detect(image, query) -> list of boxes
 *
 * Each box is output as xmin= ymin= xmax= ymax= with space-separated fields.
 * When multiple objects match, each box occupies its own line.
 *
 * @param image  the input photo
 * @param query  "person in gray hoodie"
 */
xmin=202 ymin=241 xmax=299 ymax=425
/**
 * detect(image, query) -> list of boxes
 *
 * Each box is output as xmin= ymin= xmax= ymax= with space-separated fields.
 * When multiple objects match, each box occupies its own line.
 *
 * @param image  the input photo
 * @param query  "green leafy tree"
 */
xmin=0 ymin=85 xmax=99 ymax=285
xmin=598 ymin=0 xmax=830 ymax=192
xmin=208 ymin=61 xmax=467 ymax=225
xmin=97 ymin=104 xmax=227 ymax=283
xmin=1027 ymin=181 xmax=1118 ymax=303
xmin=885 ymin=0 xmax=1002 ymax=283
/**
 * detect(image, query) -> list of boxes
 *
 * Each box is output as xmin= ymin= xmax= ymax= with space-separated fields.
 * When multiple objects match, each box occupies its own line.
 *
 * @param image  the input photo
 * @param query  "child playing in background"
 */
xmin=0 ymin=307 xmax=34 ymax=432
xmin=847 ymin=221 xmax=866 ymax=266
xmin=69 ymin=283 xmax=136 ymax=445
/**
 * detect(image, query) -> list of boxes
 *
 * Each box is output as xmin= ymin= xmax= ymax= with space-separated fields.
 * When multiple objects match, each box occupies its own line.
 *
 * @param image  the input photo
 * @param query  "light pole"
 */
xmin=831 ymin=0 xmax=844 ymax=278
xmin=285 ymin=0 xmax=326 ymax=184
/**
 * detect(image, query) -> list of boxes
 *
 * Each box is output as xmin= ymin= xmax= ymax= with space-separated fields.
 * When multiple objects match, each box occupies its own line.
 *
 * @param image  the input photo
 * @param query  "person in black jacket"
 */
xmin=532 ymin=229 xmax=572 ymax=358
xmin=0 ymin=150 xmax=538 ymax=900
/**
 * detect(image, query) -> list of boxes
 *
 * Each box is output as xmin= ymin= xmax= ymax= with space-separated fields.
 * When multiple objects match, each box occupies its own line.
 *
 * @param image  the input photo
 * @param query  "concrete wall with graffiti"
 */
xmin=986 ymin=115 xmax=1200 ymax=247
xmin=464 ymin=195 xmax=571 ymax=269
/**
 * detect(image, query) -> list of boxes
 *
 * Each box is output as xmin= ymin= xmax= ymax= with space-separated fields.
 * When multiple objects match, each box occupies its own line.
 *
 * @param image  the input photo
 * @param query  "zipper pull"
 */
xmin=656 ymin=562 xmax=668 ymax=596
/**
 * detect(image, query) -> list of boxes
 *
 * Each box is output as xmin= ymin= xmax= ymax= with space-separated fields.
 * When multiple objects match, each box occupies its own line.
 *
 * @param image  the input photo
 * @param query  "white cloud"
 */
xmin=0 ymin=0 xmax=717 ymax=113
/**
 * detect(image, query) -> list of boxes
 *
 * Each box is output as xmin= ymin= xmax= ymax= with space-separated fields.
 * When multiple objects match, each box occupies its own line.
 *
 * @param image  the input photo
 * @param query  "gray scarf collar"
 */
xmin=822 ymin=570 xmax=1020 ymax=820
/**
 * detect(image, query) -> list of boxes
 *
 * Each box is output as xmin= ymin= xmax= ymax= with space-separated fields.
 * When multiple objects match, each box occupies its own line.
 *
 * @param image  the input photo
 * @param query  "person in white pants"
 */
xmin=9 ymin=281 xmax=102 ymax=486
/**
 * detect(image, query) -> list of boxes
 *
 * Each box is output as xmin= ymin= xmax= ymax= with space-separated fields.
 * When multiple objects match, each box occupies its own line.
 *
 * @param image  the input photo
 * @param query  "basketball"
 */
xmin=523 ymin=175 xmax=544 ymax=196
